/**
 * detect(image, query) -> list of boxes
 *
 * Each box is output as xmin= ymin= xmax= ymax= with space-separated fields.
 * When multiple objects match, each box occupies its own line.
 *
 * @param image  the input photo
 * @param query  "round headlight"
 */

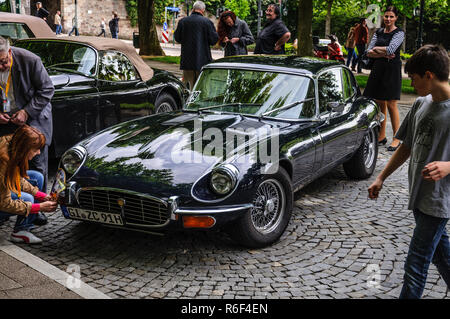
xmin=61 ymin=146 xmax=86 ymax=175
xmin=210 ymin=164 xmax=238 ymax=195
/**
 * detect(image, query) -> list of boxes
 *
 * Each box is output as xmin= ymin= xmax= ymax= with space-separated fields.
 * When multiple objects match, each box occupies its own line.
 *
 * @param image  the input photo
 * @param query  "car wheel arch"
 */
xmin=156 ymin=85 xmax=182 ymax=110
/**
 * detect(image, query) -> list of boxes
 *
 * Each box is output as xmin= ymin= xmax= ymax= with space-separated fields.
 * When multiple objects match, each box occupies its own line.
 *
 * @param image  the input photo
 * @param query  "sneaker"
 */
xmin=10 ymin=230 xmax=43 ymax=244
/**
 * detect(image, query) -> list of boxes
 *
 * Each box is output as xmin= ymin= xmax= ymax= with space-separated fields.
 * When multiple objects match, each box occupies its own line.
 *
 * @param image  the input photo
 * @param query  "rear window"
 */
xmin=0 ymin=22 xmax=34 ymax=40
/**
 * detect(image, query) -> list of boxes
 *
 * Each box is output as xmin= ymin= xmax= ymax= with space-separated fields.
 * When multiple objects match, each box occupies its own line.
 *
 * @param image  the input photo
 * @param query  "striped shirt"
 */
xmin=367 ymin=29 xmax=404 ymax=55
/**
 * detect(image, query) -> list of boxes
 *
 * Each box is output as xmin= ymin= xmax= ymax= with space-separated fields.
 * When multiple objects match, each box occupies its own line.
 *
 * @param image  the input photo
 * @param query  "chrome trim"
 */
xmin=191 ymin=163 xmax=241 ymax=204
xmin=74 ymin=187 xmax=170 ymax=228
xmin=168 ymin=196 xmax=179 ymax=220
xmin=176 ymin=203 xmax=253 ymax=215
xmin=62 ymin=145 xmax=87 ymax=180
xmin=75 ymin=187 xmax=168 ymax=206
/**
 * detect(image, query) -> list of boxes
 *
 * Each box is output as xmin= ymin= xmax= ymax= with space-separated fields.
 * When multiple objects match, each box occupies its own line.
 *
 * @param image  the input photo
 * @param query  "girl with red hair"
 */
xmin=0 ymin=125 xmax=57 ymax=244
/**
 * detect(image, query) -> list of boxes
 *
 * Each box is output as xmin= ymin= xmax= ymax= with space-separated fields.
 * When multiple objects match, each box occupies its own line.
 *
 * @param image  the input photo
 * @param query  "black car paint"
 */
xmin=58 ymin=56 xmax=380 ymax=235
xmin=14 ymin=40 xmax=188 ymax=157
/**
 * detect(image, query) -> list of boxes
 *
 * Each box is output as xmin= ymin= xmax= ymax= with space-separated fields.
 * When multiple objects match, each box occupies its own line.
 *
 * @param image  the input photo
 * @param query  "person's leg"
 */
xmin=400 ymin=210 xmax=449 ymax=299
xmin=431 ymin=227 xmax=450 ymax=288
xmin=11 ymin=192 xmax=37 ymax=233
xmin=182 ymin=70 xmax=195 ymax=91
xmin=386 ymin=100 xmax=401 ymax=149
xmin=356 ymin=44 xmax=365 ymax=73
xmin=376 ymin=99 xmax=387 ymax=142
xmin=346 ymin=47 xmax=354 ymax=67
xmin=26 ymin=170 xmax=44 ymax=191
xmin=29 ymin=145 xmax=48 ymax=193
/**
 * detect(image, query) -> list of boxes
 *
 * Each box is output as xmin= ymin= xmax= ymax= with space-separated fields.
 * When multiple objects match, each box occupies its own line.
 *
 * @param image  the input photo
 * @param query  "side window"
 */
xmin=342 ymin=68 xmax=356 ymax=100
xmin=98 ymin=51 xmax=138 ymax=82
xmin=0 ymin=23 xmax=33 ymax=40
xmin=318 ymin=68 xmax=345 ymax=114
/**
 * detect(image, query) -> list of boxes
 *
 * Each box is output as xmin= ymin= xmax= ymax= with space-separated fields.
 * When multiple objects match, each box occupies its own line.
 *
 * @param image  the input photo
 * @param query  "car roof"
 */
xmin=208 ymin=55 xmax=340 ymax=75
xmin=0 ymin=12 xmax=54 ymax=38
xmin=16 ymin=36 xmax=154 ymax=81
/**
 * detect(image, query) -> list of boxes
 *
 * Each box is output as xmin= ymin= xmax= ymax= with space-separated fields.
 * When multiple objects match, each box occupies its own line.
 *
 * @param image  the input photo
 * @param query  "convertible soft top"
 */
xmin=22 ymin=36 xmax=154 ymax=81
xmin=0 ymin=12 xmax=55 ymax=38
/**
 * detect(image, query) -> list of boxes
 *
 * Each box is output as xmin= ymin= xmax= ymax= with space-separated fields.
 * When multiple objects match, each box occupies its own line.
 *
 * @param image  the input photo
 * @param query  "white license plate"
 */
xmin=67 ymin=207 xmax=124 ymax=226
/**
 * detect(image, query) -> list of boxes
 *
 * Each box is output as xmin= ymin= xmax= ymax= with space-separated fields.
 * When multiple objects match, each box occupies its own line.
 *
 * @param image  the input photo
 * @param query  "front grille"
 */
xmin=77 ymin=189 xmax=169 ymax=226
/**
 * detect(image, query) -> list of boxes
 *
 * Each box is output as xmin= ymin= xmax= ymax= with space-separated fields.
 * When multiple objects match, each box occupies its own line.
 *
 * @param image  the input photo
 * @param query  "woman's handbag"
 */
xmin=360 ymin=51 xmax=374 ymax=70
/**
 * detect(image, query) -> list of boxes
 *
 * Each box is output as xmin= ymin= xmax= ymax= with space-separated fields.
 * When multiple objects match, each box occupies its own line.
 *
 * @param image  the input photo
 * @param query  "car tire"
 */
xmin=227 ymin=167 xmax=293 ymax=248
xmin=155 ymin=92 xmax=177 ymax=113
xmin=343 ymin=126 xmax=378 ymax=179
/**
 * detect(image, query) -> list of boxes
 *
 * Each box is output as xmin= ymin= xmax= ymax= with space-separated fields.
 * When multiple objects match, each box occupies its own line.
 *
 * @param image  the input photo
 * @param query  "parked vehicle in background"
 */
xmin=54 ymin=55 xmax=382 ymax=248
xmin=0 ymin=12 xmax=54 ymax=40
xmin=15 ymin=36 xmax=189 ymax=157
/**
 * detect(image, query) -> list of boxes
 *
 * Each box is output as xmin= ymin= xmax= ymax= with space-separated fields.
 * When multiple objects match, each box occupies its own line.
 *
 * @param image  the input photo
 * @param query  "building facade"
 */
xmin=13 ymin=0 xmax=137 ymax=39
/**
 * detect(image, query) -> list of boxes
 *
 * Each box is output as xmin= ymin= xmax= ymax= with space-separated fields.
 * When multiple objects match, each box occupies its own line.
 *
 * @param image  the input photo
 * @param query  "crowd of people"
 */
xmin=1 ymin=1 xmax=448 ymax=300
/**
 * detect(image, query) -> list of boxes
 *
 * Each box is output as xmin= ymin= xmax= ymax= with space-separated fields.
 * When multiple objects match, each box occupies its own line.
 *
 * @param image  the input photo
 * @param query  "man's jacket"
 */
xmin=11 ymin=47 xmax=54 ymax=146
xmin=174 ymin=12 xmax=219 ymax=71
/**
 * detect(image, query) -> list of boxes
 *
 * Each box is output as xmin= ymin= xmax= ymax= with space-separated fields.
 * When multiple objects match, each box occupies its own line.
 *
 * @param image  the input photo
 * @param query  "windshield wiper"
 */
xmin=197 ymin=103 xmax=261 ymax=114
xmin=260 ymin=98 xmax=315 ymax=119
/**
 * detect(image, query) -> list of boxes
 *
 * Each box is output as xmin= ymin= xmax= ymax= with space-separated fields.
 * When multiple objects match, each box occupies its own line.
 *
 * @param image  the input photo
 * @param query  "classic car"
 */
xmin=14 ymin=36 xmax=188 ymax=157
xmin=54 ymin=55 xmax=382 ymax=248
xmin=0 ymin=12 xmax=54 ymax=40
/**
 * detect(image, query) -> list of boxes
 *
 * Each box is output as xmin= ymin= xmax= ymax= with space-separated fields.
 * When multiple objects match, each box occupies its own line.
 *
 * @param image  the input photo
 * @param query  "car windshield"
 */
xmin=185 ymin=68 xmax=316 ymax=119
xmin=15 ymin=40 xmax=97 ymax=76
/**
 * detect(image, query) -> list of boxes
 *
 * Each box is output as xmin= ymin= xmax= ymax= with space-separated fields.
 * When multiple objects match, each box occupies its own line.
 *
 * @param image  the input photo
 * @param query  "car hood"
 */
xmin=75 ymin=112 xmax=282 ymax=197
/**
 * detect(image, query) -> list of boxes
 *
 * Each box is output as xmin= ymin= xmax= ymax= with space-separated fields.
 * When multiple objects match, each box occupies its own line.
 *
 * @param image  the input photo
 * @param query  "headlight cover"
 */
xmin=210 ymin=164 xmax=239 ymax=195
xmin=61 ymin=146 xmax=86 ymax=175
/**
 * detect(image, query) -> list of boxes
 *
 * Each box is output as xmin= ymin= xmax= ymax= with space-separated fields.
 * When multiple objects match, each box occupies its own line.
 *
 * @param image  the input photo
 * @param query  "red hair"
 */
xmin=4 ymin=125 xmax=45 ymax=193
xmin=217 ymin=11 xmax=237 ymax=45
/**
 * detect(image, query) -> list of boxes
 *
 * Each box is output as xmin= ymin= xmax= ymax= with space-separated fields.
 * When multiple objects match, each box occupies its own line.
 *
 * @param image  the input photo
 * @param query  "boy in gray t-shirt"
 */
xmin=368 ymin=44 xmax=450 ymax=299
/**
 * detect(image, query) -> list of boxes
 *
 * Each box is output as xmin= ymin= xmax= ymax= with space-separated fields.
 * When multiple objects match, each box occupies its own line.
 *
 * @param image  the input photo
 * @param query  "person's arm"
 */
xmin=12 ymin=57 xmax=54 ymax=124
xmin=422 ymin=161 xmax=450 ymax=181
xmin=368 ymin=144 xmax=411 ymax=199
xmin=238 ymin=22 xmax=254 ymax=46
xmin=208 ymin=21 xmax=219 ymax=46
xmin=274 ymin=32 xmax=291 ymax=51
xmin=370 ymin=31 xmax=404 ymax=59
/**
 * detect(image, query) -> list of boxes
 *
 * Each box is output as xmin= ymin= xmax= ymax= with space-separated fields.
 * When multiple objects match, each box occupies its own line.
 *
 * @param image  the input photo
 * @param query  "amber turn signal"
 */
xmin=182 ymin=216 xmax=216 ymax=228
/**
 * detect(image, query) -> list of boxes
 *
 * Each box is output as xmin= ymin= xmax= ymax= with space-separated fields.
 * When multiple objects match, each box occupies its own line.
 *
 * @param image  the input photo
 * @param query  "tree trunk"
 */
xmin=138 ymin=0 xmax=165 ymax=56
xmin=325 ymin=0 xmax=333 ymax=37
xmin=297 ymin=0 xmax=313 ymax=57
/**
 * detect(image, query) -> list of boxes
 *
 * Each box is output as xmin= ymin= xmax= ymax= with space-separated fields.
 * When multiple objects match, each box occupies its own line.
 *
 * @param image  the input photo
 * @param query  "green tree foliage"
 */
xmin=224 ymin=0 xmax=254 ymax=19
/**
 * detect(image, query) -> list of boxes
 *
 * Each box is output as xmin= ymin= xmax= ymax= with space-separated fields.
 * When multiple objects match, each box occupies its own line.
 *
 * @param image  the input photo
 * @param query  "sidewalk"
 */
xmin=0 ymin=232 xmax=109 ymax=299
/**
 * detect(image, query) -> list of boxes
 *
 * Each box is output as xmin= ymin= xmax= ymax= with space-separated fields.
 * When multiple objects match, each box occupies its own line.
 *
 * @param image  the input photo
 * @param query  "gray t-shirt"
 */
xmin=395 ymin=94 xmax=450 ymax=218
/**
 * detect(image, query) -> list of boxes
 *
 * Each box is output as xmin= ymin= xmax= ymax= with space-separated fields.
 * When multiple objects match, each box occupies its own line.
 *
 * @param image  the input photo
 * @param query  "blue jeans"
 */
xmin=0 ymin=170 xmax=44 ymax=232
xmin=111 ymin=31 xmax=118 ymax=39
xmin=400 ymin=209 xmax=450 ymax=299
xmin=55 ymin=24 xmax=62 ymax=35
xmin=345 ymin=47 xmax=357 ymax=67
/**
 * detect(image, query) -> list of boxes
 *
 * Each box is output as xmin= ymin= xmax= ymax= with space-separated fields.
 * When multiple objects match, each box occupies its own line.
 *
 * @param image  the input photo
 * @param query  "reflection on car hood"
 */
xmin=76 ymin=112 xmax=279 ymax=197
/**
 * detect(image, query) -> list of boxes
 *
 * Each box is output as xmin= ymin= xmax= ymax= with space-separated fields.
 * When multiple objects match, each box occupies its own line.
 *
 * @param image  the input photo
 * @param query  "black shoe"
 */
xmin=378 ymin=138 xmax=387 ymax=145
xmin=387 ymin=144 xmax=400 ymax=152
xmin=33 ymin=212 xmax=48 ymax=226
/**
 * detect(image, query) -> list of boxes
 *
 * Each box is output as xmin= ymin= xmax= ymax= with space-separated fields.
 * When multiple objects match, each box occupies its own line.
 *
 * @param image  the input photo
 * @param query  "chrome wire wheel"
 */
xmin=155 ymin=102 xmax=175 ymax=113
xmin=250 ymin=179 xmax=286 ymax=235
xmin=363 ymin=128 xmax=376 ymax=169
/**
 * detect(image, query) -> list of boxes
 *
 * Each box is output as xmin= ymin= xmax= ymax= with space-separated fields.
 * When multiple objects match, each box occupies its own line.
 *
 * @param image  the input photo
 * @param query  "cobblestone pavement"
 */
xmin=1 ymin=105 xmax=449 ymax=299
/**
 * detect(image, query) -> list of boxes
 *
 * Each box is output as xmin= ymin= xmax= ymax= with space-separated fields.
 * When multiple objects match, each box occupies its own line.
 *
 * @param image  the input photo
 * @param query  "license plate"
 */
xmin=67 ymin=207 xmax=124 ymax=226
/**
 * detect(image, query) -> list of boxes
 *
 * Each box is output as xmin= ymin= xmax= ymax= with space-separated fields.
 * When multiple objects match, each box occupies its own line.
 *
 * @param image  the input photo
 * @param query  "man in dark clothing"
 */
xmin=254 ymin=4 xmax=290 ymax=55
xmin=174 ymin=1 xmax=218 ymax=90
xmin=35 ymin=2 xmax=49 ymax=21
xmin=353 ymin=18 xmax=369 ymax=73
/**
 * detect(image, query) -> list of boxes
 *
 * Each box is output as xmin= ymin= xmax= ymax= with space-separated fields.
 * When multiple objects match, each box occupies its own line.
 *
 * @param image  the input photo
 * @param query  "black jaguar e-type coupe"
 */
xmin=54 ymin=55 xmax=382 ymax=248
xmin=14 ymin=37 xmax=188 ymax=157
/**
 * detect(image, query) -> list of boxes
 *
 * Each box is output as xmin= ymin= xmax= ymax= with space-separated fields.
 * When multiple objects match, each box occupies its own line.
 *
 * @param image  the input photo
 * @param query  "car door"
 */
xmin=97 ymin=50 xmax=153 ymax=129
xmin=316 ymin=67 xmax=358 ymax=170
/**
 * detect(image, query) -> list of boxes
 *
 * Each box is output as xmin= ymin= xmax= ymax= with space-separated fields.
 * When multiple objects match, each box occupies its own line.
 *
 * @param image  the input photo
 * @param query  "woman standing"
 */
xmin=363 ymin=6 xmax=405 ymax=151
xmin=217 ymin=11 xmax=254 ymax=57
xmin=345 ymin=23 xmax=358 ymax=71
xmin=0 ymin=126 xmax=57 ymax=244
